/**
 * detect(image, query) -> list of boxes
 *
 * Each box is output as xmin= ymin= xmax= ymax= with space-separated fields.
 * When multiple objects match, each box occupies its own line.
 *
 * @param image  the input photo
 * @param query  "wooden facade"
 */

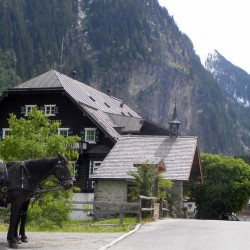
xmin=0 ymin=70 xmax=173 ymax=193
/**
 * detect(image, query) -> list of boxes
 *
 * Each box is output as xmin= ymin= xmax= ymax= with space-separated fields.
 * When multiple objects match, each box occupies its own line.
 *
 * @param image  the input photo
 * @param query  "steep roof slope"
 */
xmin=91 ymin=135 xmax=202 ymax=181
xmin=13 ymin=70 xmax=63 ymax=89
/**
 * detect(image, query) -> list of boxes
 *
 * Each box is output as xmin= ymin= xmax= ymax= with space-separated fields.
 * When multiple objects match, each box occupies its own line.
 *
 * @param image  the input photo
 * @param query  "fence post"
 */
xmin=138 ymin=196 xmax=142 ymax=221
xmin=119 ymin=205 xmax=124 ymax=225
xmin=159 ymin=198 xmax=163 ymax=219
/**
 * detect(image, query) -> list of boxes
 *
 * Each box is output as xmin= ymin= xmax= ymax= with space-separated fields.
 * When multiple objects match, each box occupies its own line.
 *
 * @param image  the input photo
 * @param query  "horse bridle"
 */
xmin=53 ymin=159 xmax=73 ymax=187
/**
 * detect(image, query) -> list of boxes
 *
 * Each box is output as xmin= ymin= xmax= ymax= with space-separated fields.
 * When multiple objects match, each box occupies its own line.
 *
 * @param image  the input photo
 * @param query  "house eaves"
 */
xmin=6 ymin=87 xmax=64 ymax=92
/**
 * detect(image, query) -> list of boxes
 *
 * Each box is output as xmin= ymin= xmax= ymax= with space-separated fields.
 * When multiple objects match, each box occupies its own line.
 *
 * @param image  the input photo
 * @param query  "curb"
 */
xmin=99 ymin=224 xmax=142 ymax=250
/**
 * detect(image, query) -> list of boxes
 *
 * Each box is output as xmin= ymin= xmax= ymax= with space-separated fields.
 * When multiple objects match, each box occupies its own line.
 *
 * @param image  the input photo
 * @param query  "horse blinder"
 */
xmin=54 ymin=160 xmax=73 ymax=190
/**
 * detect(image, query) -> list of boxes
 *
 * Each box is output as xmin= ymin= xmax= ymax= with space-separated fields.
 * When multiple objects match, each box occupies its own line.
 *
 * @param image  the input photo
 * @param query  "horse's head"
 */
xmin=53 ymin=154 xmax=73 ymax=190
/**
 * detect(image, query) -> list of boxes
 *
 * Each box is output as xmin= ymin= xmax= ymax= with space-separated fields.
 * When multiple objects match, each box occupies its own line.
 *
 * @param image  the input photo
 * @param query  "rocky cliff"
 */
xmin=0 ymin=0 xmax=245 ymax=155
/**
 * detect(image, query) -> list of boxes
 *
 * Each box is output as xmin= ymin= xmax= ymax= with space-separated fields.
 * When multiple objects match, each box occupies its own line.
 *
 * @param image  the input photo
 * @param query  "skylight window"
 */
xmin=89 ymin=96 xmax=96 ymax=102
xmin=104 ymin=102 xmax=110 ymax=108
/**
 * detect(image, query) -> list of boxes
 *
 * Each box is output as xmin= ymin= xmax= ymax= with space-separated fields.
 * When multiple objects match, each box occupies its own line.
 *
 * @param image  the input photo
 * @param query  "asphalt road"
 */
xmin=108 ymin=219 xmax=250 ymax=250
xmin=1 ymin=215 xmax=250 ymax=249
xmin=0 ymin=232 xmax=124 ymax=250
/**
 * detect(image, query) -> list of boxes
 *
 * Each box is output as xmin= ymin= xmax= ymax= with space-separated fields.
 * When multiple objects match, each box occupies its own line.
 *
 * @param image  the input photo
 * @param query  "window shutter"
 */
xmin=54 ymin=106 xmax=59 ymax=114
xmin=95 ymin=129 xmax=100 ymax=142
xmin=80 ymin=129 xmax=85 ymax=141
xmin=89 ymin=161 xmax=93 ymax=176
xmin=40 ymin=106 xmax=45 ymax=112
xmin=68 ymin=128 xmax=73 ymax=136
xmin=20 ymin=106 xmax=26 ymax=115
xmin=75 ymin=162 xmax=80 ymax=180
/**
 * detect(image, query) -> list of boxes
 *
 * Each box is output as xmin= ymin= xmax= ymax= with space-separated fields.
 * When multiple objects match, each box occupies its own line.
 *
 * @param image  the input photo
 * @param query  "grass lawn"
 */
xmin=0 ymin=217 xmax=138 ymax=233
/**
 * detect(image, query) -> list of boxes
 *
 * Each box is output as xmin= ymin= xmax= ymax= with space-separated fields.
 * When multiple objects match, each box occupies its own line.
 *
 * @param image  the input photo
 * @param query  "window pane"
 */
xmin=25 ymin=105 xmax=36 ymax=116
xmin=87 ymin=130 xmax=95 ymax=141
xmin=58 ymin=128 xmax=69 ymax=137
xmin=44 ymin=105 xmax=56 ymax=116
xmin=85 ymin=128 xmax=96 ymax=143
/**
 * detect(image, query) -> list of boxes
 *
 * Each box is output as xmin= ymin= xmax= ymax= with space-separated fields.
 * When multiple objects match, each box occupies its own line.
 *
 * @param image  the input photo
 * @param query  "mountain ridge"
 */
xmin=205 ymin=50 xmax=250 ymax=107
xmin=205 ymin=50 xmax=250 ymax=153
xmin=0 ymin=0 xmax=247 ymax=155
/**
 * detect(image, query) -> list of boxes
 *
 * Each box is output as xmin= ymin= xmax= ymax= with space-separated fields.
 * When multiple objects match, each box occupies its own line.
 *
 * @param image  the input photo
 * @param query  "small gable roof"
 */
xmin=91 ymin=135 xmax=202 ymax=181
xmin=8 ymin=70 xmax=144 ymax=142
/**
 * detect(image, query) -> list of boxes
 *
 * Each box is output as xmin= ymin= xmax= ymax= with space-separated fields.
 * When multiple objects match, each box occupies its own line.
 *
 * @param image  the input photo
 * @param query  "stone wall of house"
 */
xmin=93 ymin=179 xmax=184 ymax=219
xmin=93 ymin=180 xmax=128 ymax=219
xmin=171 ymin=180 xmax=183 ymax=217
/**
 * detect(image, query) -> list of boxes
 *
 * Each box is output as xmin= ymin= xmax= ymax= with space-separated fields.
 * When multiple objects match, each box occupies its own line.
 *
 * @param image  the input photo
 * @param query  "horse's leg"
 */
xmin=19 ymin=200 xmax=30 ymax=243
xmin=7 ymin=202 xmax=22 ymax=249
xmin=14 ymin=212 xmax=21 ymax=244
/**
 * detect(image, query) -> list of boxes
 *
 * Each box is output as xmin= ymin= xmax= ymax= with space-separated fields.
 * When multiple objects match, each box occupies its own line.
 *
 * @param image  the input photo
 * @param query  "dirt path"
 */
xmin=0 ymin=232 xmax=124 ymax=249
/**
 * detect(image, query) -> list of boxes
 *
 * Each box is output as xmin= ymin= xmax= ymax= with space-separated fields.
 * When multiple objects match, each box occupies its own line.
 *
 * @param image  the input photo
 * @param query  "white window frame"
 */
xmin=44 ymin=104 xmax=56 ymax=116
xmin=2 ymin=128 xmax=11 ymax=139
xmin=25 ymin=105 xmax=36 ymax=116
xmin=58 ymin=128 xmax=70 ymax=137
xmin=85 ymin=128 xmax=96 ymax=144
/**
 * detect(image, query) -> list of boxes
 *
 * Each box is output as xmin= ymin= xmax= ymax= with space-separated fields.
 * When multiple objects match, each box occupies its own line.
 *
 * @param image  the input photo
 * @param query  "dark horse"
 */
xmin=0 ymin=154 xmax=73 ymax=249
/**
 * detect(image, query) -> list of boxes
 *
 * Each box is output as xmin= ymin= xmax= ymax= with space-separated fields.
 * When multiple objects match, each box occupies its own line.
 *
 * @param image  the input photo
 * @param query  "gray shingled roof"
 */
xmin=12 ymin=70 xmax=144 ymax=141
xmin=91 ymin=135 xmax=201 ymax=181
xmin=15 ymin=70 xmax=62 ymax=89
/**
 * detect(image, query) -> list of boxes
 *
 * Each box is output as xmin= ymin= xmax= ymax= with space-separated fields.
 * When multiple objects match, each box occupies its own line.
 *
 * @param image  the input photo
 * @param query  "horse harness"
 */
xmin=0 ymin=160 xmax=65 ymax=207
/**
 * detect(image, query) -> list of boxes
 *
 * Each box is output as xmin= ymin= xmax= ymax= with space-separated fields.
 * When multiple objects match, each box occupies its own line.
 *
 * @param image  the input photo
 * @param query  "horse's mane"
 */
xmin=6 ymin=156 xmax=58 ymax=173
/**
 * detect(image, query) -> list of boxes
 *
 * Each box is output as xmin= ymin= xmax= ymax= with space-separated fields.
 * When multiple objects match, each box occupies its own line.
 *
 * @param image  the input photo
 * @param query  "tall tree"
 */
xmin=0 ymin=109 xmax=80 ymax=228
xmin=0 ymin=50 xmax=21 ymax=94
xmin=0 ymin=109 xmax=79 ymax=161
xmin=190 ymin=153 xmax=250 ymax=219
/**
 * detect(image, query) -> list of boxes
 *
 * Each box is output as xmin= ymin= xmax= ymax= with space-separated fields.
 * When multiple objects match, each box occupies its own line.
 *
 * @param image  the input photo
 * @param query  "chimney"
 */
xmin=72 ymin=71 xmax=76 ymax=79
xmin=107 ymin=89 xmax=111 ymax=96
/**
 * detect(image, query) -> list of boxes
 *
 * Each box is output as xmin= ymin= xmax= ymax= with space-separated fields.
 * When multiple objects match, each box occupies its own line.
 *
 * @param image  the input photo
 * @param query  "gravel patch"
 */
xmin=0 ymin=232 xmax=124 ymax=250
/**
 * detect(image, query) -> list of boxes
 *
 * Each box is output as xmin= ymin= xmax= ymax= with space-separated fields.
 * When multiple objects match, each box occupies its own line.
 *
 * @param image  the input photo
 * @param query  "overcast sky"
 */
xmin=158 ymin=0 xmax=250 ymax=73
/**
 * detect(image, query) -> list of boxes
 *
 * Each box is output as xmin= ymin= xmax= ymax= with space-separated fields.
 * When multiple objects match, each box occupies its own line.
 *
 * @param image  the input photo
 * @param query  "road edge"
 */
xmin=98 ymin=223 xmax=142 ymax=250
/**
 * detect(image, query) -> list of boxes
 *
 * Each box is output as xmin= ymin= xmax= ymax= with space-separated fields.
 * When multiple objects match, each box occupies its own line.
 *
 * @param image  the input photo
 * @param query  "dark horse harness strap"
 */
xmin=20 ymin=162 xmax=37 ymax=191
xmin=5 ymin=162 xmax=37 ymax=193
